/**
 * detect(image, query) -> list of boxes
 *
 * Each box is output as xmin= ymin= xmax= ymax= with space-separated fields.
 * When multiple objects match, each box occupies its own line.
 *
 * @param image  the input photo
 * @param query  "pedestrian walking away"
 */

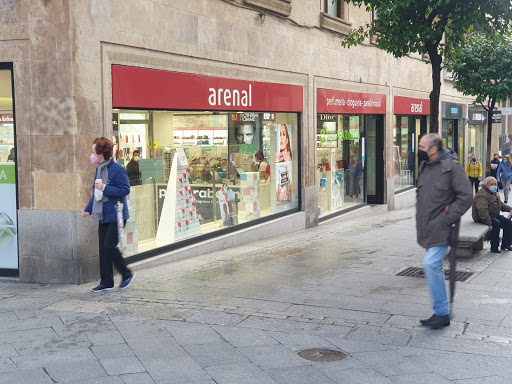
xmin=466 ymin=154 xmax=482 ymax=194
xmin=497 ymin=154 xmax=512 ymax=203
xmin=472 ymin=176 xmax=512 ymax=254
xmin=490 ymin=153 xmax=501 ymax=189
xmin=82 ymin=137 xmax=135 ymax=292
xmin=416 ymin=134 xmax=472 ymax=329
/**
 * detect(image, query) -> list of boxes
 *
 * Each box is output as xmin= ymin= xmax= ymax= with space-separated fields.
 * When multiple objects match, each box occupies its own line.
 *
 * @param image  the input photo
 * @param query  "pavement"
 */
xmin=2 ymin=203 xmax=512 ymax=383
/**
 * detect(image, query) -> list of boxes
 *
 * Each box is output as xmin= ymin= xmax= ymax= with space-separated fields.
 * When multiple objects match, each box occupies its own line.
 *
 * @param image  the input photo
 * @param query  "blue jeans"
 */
xmin=423 ymin=245 xmax=450 ymax=316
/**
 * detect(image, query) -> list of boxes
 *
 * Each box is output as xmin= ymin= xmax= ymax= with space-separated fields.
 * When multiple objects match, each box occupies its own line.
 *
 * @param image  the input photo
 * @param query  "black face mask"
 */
xmin=418 ymin=150 xmax=429 ymax=164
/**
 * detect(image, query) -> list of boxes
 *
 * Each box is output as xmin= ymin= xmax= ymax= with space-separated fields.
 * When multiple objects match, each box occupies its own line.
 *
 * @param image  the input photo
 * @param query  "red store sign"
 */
xmin=112 ymin=65 xmax=303 ymax=112
xmin=317 ymin=89 xmax=386 ymax=114
xmin=394 ymin=96 xmax=430 ymax=115
xmin=0 ymin=114 xmax=13 ymax=124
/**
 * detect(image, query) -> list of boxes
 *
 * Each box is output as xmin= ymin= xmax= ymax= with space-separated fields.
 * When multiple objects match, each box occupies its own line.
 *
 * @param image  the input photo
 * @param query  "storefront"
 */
xmin=316 ymin=89 xmax=386 ymax=218
xmin=112 ymin=66 xmax=302 ymax=259
xmin=393 ymin=96 xmax=430 ymax=191
xmin=442 ymin=102 xmax=464 ymax=158
xmin=0 ymin=63 xmax=17 ymax=276
xmin=467 ymin=107 xmax=487 ymax=168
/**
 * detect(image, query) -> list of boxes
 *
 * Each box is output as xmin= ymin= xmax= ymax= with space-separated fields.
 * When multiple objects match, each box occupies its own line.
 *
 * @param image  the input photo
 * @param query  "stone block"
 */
xmin=31 ymin=135 xmax=73 ymax=173
xmin=29 ymin=60 xmax=73 ymax=98
xmin=34 ymin=172 xmax=78 ymax=211
xmin=0 ymin=0 xmax=19 ymax=24
xmin=178 ymin=11 xmax=198 ymax=44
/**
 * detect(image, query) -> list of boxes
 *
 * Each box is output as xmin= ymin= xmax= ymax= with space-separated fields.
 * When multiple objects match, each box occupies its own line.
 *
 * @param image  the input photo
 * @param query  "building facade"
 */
xmin=0 ymin=0 xmax=478 ymax=283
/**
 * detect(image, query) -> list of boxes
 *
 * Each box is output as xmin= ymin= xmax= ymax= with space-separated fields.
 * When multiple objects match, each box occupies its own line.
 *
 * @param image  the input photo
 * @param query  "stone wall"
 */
xmin=0 ymin=0 xmax=472 ymax=283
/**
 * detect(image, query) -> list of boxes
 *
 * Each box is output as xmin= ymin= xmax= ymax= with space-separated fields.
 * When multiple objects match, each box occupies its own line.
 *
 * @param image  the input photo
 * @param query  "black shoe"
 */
xmin=491 ymin=248 xmax=502 ymax=254
xmin=505 ymin=200 xmax=508 ymax=204
xmin=420 ymin=314 xmax=451 ymax=329
xmin=501 ymin=245 xmax=512 ymax=251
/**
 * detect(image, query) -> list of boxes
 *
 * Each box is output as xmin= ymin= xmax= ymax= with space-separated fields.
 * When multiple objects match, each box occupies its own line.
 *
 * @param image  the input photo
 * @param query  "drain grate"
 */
xmin=298 ymin=349 xmax=347 ymax=362
xmin=396 ymin=267 xmax=473 ymax=282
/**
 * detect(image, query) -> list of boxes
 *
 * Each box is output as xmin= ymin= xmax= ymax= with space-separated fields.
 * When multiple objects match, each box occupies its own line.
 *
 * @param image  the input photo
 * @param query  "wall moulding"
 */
xmin=320 ymin=12 xmax=352 ymax=36
xmin=243 ymin=0 xmax=292 ymax=18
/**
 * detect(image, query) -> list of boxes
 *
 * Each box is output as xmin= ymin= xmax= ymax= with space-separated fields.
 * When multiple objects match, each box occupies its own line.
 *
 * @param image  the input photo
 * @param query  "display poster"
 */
xmin=0 ymin=163 xmax=18 ymax=269
xmin=276 ymin=123 xmax=293 ymax=162
xmin=276 ymin=162 xmax=293 ymax=206
xmin=331 ymin=168 xmax=343 ymax=210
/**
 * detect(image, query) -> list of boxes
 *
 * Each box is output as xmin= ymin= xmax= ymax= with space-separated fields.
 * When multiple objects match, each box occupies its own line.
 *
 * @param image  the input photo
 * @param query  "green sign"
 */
xmin=0 ymin=164 xmax=15 ymax=184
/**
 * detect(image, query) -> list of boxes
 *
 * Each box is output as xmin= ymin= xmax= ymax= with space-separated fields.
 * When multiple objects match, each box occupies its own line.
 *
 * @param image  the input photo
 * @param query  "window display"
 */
xmin=0 ymin=65 xmax=17 ymax=272
xmin=316 ymin=114 xmax=365 ymax=217
xmin=114 ymin=110 xmax=299 ymax=256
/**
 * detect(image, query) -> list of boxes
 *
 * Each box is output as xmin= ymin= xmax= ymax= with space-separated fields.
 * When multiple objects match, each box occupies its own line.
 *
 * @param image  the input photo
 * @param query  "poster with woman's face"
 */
xmin=275 ymin=124 xmax=292 ymax=163
xmin=276 ymin=161 xmax=293 ymax=207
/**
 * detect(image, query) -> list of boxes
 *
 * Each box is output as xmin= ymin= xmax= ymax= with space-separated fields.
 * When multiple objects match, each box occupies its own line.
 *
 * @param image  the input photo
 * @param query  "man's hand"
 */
xmin=82 ymin=211 xmax=90 ymax=217
xmin=479 ymin=177 xmax=482 ymax=181
xmin=490 ymin=225 xmax=493 ymax=231
xmin=444 ymin=205 xmax=450 ymax=215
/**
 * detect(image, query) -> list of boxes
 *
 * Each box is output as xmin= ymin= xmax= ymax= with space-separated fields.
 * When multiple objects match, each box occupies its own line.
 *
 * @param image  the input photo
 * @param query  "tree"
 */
xmin=340 ymin=0 xmax=511 ymax=133
xmin=445 ymin=32 xmax=512 ymax=173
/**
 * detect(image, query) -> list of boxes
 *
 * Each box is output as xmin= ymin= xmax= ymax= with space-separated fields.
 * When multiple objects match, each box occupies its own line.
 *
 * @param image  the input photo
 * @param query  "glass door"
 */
xmin=366 ymin=115 xmax=384 ymax=204
xmin=0 ymin=63 xmax=18 ymax=274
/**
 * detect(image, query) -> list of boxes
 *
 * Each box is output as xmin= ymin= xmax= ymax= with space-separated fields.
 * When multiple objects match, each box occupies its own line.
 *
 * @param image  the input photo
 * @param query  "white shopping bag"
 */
xmin=116 ymin=201 xmax=125 ymax=252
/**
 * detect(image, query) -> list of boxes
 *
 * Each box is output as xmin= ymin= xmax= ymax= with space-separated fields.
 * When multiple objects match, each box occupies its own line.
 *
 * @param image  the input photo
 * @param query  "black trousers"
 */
xmin=490 ymin=215 xmax=512 ymax=250
xmin=98 ymin=222 xmax=132 ymax=287
xmin=468 ymin=177 xmax=479 ymax=194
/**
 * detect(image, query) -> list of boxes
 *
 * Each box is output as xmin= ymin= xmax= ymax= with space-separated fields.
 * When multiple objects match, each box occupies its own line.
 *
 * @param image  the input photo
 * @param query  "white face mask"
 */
xmin=133 ymin=156 xmax=139 ymax=162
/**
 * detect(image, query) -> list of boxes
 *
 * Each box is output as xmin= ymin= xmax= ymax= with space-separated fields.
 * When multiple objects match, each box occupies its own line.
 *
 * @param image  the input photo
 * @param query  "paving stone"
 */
xmin=0 ymin=344 xmax=18 ymax=358
xmin=120 ymin=372 xmax=156 ymax=384
xmin=100 ymin=356 xmax=146 ymax=375
xmin=143 ymin=357 xmax=211 ymax=383
xmin=0 ymin=368 xmax=54 ymax=384
xmin=350 ymin=350 xmax=428 ymax=376
xmin=266 ymin=331 xmax=336 ymax=352
xmin=87 ymin=330 xmax=126 ymax=346
xmin=0 ymin=358 xmax=17 ymax=373
xmin=321 ymin=368 xmax=395 ymax=384
xmin=182 ymin=342 xmax=250 ymax=368
xmin=213 ymin=325 xmax=279 ymax=347
xmin=391 ymin=372 xmax=452 ymax=384
xmin=66 ymin=376 xmax=124 ymax=384
xmin=91 ymin=343 xmax=135 ymax=360
xmin=0 ymin=327 xmax=57 ymax=344
xmin=44 ymin=360 xmax=107 ymax=382
xmin=452 ymin=376 xmax=511 ymax=383
xmin=265 ymin=365 xmax=336 ymax=384
xmin=185 ymin=310 xmax=247 ymax=326
xmin=11 ymin=347 xmax=97 ymax=369
xmin=12 ymin=334 xmax=91 ymax=355
xmin=344 ymin=325 xmax=412 ymax=346
xmin=237 ymin=344 xmax=311 ymax=369
xmin=162 ymin=320 xmax=224 ymax=345
xmin=205 ymin=363 xmax=276 ymax=384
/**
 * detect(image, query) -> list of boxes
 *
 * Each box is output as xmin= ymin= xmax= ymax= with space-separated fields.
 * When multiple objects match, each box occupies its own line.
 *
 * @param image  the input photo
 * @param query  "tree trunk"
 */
xmin=486 ymin=99 xmax=496 ymax=179
xmin=428 ymin=50 xmax=443 ymax=134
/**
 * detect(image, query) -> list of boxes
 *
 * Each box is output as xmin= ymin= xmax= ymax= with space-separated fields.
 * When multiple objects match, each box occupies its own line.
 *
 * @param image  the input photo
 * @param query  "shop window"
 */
xmin=320 ymin=0 xmax=351 ymax=35
xmin=317 ymin=114 xmax=364 ymax=217
xmin=243 ymin=0 xmax=292 ymax=17
xmin=393 ymin=116 xmax=416 ymax=192
xmin=113 ymin=110 xmax=299 ymax=257
xmin=0 ymin=64 xmax=18 ymax=273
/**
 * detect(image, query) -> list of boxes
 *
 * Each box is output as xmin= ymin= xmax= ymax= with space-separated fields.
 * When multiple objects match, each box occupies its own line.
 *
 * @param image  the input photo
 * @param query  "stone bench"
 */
xmin=456 ymin=220 xmax=489 ymax=258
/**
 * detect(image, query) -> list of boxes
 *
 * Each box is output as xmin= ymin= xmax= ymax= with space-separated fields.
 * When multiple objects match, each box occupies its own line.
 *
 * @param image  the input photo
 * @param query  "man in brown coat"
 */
xmin=472 ymin=176 xmax=512 ymax=253
xmin=416 ymin=134 xmax=472 ymax=329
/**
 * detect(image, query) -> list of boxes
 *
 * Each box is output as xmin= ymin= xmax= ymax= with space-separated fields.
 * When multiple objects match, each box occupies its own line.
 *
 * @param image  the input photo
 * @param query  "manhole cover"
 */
xmin=396 ymin=267 xmax=473 ymax=282
xmin=298 ymin=348 xmax=347 ymax=362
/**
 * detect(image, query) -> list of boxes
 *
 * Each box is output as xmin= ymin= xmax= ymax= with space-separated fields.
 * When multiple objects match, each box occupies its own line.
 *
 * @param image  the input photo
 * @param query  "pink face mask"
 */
xmin=90 ymin=153 xmax=99 ymax=164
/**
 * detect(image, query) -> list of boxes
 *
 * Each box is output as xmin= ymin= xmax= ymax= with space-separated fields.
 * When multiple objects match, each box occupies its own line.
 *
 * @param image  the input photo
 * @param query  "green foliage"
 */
xmin=341 ymin=0 xmax=512 ymax=59
xmin=445 ymin=33 xmax=512 ymax=106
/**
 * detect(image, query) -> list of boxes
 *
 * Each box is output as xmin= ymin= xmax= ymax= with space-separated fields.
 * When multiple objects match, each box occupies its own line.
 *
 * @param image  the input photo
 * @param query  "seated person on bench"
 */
xmin=472 ymin=176 xmax=512 ymax=254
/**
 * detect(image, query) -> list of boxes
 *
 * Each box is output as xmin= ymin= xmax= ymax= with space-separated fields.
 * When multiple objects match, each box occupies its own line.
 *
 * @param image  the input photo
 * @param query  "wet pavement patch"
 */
xmin=298 ymin=348 xmax=347 ymax=362
xmin=396 ymin=267 xmax=473 ymax=282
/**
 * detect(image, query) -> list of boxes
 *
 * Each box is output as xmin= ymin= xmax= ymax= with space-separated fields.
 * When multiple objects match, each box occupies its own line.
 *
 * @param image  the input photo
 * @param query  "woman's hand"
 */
xmin=82 ymin=211 xmax=90 ymax=217
xmin=95 ymin=181 xmax=105 ymax=190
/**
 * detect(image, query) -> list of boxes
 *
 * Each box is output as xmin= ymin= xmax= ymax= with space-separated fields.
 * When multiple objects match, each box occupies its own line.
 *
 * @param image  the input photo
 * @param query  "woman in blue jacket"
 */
xmin=497 ymin=154 xmax=512 ymax=203
xmin=82 ymin=137 xmax=135 ymax=292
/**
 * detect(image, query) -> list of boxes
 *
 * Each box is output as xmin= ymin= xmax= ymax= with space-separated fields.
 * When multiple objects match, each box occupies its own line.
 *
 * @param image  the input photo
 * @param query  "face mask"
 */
xmin=133 ymin=156 xmax=139 ymax=162
xmin=418 ymin=150 xmax=429 ymax=164
xmin=504 ymin=159 xmax=508 ymax=164
xmin=472 ymin=159 xmax=476 ymax=163
xmin=90 ymin=153 xmax=99 ymax=164
xmin=490 ymin=185 xmax=498 ymax=193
